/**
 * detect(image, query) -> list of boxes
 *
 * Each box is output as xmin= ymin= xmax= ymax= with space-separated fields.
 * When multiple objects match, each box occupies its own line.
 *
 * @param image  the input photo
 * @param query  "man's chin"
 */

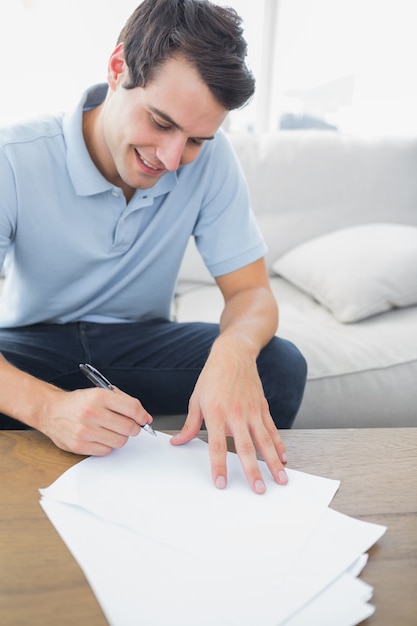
xmin=135 ymin=172 xmax=166 ymax=189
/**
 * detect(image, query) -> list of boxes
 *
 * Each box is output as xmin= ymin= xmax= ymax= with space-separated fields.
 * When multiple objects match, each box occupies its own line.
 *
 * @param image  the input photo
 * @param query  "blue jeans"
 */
xmin=0 ymin=321 xmax=307 ymax=430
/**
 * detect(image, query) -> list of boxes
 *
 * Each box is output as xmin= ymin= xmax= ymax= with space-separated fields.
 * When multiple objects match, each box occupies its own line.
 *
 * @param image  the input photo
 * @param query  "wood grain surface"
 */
xmin=1 ymin=428 xmax=416 ymax=625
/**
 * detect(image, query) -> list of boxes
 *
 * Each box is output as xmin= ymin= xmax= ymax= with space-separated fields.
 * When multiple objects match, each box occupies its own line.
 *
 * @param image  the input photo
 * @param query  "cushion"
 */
xmin=272 ymin=223 xmax=417 ymax=323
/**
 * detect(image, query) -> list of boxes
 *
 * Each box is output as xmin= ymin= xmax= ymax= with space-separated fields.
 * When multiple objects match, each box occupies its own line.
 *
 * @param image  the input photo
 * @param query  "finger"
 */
xmin=262 ymin=410 xmax=288 ymax=462
xmin=74 ymin=436 xmax=121 ymax=456
xmin=54 ymin=414 xmax=131 ymax=455
xmin=170 ymin=400 xmax=203 ymax=446
xmin=252 ymin=425 xmax=288 ymax=485
xmin=255 ymin=417 xmax=289 ymax=484
xmin=58 ymin=437 xmax=114 ymax=457
xmin=233 ymin=434 xmax=267 ymax=494
xmin=207 ymin=426 xmax=229 ymax=490
xmin=76 ymin=391 xmax=144 ymax=443
xmin=84 ymin=400 xmax=142 ymax=439
xmin=111 ymin=387 xmax=153 ymax=427
xmin=92 ymin=389 xmax=152 ymax=439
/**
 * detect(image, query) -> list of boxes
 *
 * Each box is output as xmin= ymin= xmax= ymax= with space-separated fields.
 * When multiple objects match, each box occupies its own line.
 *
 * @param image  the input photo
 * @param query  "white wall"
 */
xmin=2 ymin=0 xmax=417 ymax=137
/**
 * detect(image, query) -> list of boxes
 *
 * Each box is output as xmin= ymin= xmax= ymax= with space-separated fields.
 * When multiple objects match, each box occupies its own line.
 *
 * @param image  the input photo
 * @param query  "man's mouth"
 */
xmin=136 ymin=150 xmax=164 ymax=174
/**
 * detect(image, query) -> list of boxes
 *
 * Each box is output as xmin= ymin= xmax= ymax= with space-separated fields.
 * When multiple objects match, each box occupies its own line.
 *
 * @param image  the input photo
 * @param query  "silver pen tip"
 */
xmin=142 ymin=423 xmax=157 ymax=436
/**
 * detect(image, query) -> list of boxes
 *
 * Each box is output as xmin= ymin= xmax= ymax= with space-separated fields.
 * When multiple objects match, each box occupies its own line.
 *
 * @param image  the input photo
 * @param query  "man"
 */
xmin=0 ymin=0 xmax=307 ymax=493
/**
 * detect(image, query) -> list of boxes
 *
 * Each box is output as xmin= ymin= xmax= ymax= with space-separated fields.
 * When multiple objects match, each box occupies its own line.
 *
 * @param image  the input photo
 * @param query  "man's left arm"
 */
xmin=171 ymin=258 xmax=289 ymax=494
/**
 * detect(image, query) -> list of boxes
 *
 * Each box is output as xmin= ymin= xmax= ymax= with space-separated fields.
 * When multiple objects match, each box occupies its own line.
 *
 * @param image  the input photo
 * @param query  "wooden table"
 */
xmin=1 ymin=428 xmax=416 ymax=625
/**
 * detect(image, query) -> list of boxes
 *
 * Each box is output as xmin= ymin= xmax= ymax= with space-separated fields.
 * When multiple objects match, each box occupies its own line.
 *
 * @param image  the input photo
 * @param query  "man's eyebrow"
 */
xmin=149 ymin=106 xmax=215 ymax=141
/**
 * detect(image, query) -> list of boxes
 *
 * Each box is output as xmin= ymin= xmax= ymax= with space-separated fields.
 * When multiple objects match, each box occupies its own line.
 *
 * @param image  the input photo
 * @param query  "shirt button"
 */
xmin=111 ymin=190 xmax=119 ymax=197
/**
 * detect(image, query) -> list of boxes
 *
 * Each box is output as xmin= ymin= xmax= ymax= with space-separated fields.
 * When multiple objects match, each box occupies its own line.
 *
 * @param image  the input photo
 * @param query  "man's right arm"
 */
xmin=0 ymin=353 xmax=152 ymax=455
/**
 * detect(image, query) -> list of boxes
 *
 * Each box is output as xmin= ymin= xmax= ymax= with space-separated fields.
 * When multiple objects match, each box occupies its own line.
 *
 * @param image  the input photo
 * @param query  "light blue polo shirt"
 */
xmin=0 ymin=84 xmax=266 ymax=327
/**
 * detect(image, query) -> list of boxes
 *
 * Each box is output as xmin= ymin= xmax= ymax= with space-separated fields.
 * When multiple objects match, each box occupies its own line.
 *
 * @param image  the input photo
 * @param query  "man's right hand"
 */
xmin=0 ymin=354 xmax=152 ymax=455
xmin=40 ymin=386 xmax=153 ymax=456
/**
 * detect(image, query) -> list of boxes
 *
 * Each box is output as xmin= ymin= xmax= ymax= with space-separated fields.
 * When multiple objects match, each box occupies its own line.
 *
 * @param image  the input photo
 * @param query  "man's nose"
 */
xmin=156 ymin=135 xmax=187 ymax=172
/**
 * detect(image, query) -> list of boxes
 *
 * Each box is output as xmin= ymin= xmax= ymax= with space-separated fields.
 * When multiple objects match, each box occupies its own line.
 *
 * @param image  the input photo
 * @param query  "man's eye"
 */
xmin=189 ymin=138 xmax=204 ymax=147
xmin=151 ymin=117 xmax=170 ymax=131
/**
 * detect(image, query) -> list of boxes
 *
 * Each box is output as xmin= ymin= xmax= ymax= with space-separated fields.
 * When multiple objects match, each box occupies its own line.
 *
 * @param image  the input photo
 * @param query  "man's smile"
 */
xmin=135 ymin=149 xmax=166 ymax=175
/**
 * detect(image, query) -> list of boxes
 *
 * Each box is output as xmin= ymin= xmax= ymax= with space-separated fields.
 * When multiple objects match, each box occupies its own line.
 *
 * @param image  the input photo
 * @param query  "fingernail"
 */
xmin=277 ymin=470 xmax=288 ymax=485
xmin=254 ymin=479 xmax=266 ymax=494
xmin=282 ymin=452 xmax=288 ymax=463
xmin=215 ymin=476 xmax=227 ymax=490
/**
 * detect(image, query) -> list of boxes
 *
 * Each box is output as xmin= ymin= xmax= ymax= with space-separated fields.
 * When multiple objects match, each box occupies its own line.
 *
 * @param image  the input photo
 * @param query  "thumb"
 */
xmin=170 ymin=403 xmax=203 ymax=446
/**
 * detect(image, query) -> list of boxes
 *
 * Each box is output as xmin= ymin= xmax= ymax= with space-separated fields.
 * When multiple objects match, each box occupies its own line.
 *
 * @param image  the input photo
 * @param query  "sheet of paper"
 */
xmin=40 ymin=432 xmax=340 ymax=575
xmin=41 ymin=498 xmax=289 ymax=626
xmin=270 ymin=507 xmax=386 ymax=624
xmin=39 ymin=430 xmax=386 ymax=626
xmin=283 ymin=573 xmax=375 ymax=626
xmin=40 ymin=498 xmax=384 ymax=626
xmin=346 ymin=554 xmax=369 ymax=578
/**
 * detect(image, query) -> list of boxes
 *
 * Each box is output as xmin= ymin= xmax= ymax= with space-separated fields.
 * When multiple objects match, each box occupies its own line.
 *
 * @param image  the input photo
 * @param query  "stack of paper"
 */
xmin=39 ymin=432 xmax=386 ymax=625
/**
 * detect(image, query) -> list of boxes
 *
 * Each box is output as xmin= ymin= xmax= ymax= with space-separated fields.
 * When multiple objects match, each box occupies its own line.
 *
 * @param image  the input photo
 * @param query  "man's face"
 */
xmin=97 ymin=47 xmax=228 ymax=193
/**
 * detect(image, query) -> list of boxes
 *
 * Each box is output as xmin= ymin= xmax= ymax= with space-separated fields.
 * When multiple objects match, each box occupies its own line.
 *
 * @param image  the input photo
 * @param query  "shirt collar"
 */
xmin=62 ymin=83 xmax=176 ymax=199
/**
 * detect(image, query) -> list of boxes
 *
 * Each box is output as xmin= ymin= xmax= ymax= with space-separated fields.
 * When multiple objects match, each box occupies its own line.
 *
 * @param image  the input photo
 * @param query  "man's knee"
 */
xmin=258 ymin=337 xmax=307 ymax=429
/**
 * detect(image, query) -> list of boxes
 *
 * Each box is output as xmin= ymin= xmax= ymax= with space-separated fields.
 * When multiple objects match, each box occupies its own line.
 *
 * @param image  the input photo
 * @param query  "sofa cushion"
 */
xmin=271 ymin=223 xmax=417 ymax=323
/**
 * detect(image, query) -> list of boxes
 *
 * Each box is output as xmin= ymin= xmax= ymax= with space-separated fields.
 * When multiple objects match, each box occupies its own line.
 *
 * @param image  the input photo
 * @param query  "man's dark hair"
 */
xmin=117 ymin=0 xmax=255 ymax=110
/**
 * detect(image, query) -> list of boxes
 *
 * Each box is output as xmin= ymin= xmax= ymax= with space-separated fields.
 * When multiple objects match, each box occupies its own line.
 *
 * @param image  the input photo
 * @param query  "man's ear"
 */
xmin=107 ymin=42 xmax=127 ymax=89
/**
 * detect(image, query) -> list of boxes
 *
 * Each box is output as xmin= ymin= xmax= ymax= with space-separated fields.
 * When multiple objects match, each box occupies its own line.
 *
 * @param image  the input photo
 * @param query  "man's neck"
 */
xmin=82 ymin=105 xmax=135 ymax=203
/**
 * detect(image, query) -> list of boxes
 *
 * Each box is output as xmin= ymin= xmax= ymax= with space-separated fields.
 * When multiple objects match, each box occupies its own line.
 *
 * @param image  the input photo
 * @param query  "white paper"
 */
xmin=39 ymin=431 xmax=386 ymax=626
xmin=40 ymin=432 xmax=340 ymax=574
xmin=283 ymin=573 xmax=375 ymax=626
xmin=271 ymin=507 xmax=385 ymax=624
xmin=41 ymin=498 xmax=291 ymax=626
xmin=40 ymin=499 xmax=384 ymax=626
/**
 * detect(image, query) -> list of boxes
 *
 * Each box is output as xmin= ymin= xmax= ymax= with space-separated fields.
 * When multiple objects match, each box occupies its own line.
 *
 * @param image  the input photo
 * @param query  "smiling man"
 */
xmin=0 ymin=0 xmax=307 ymax=494
xmin=84 ymin=52 xmax=226 ymax=197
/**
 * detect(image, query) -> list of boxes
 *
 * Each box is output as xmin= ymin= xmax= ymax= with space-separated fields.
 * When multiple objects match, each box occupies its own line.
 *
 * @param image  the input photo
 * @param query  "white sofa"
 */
xmin=174 ymin=131 xmax=417 ymax=429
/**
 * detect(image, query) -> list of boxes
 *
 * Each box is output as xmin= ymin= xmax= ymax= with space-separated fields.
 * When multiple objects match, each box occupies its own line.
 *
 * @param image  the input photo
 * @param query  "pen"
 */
xmin=79 ymin=363 xmax=157 ymax=436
